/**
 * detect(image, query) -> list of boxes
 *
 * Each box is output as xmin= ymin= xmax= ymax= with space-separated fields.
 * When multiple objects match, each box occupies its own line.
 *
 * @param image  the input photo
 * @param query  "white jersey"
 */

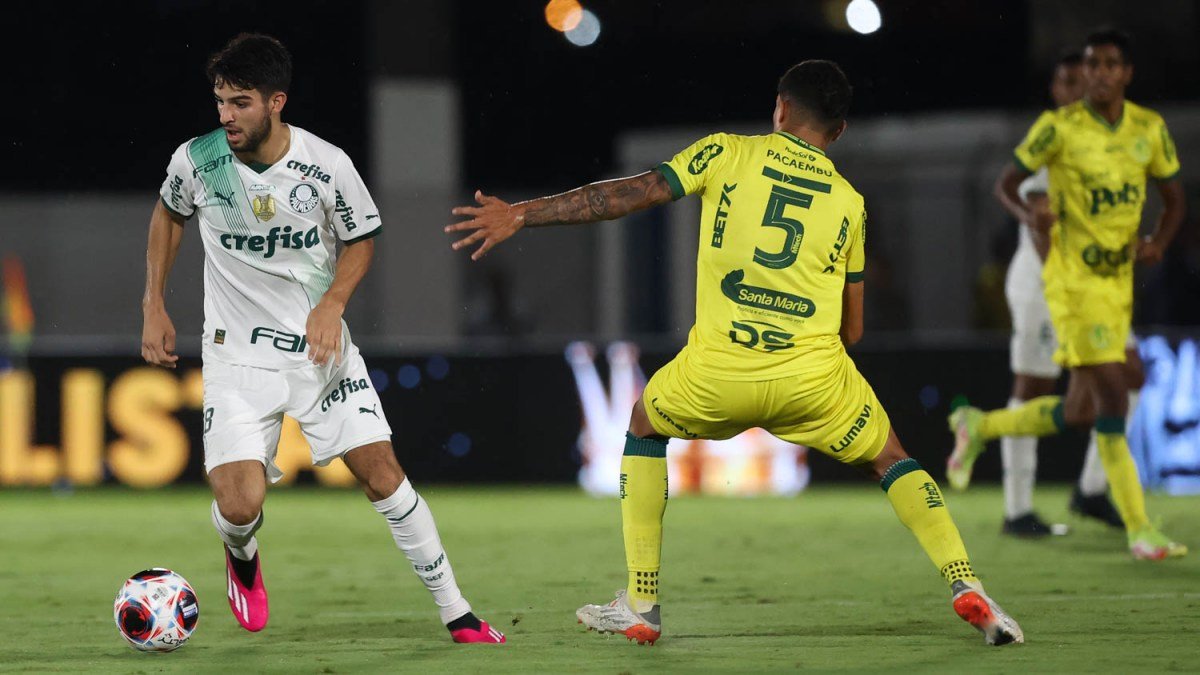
xmin=159 ymin=126 xmax=381 ymax=369
xmin=1007 ymin=167 xmax=1051 ymax=302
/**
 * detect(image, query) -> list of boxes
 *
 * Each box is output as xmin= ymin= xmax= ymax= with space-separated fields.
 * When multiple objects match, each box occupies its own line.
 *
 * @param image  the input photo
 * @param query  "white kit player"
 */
xmin=140 ymin=33 xmax=503 ymax=643
xmin=997 ymin=51 xmax=1133 ymax=536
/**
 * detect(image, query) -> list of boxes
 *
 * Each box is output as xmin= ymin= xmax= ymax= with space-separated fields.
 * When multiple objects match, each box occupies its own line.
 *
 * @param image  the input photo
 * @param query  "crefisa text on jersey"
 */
xmin=286 ymin=159 xmax=331 ymax=183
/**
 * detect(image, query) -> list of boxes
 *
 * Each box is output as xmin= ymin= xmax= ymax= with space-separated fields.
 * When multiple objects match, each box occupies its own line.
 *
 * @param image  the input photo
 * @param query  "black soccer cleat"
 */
xmin=1002 ymin=512 xmax=1053 ymax=537
xmin=1070 ymin=489 xmax=1124 ymax=529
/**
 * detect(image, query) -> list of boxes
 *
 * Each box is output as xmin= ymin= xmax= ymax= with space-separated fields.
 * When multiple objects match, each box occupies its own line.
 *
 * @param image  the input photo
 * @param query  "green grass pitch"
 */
xmin=1 ymin=485 xmax=1196 ymax=673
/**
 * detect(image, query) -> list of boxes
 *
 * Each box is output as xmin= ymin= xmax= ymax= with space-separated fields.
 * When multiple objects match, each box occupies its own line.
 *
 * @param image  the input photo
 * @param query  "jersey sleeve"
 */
xmin=1017 ymin=167 xmax=1050 ymax=202
xmin=656 ymin=133 xmax=731 ymax=200
xmin=1012 ymin=111 xmax=1062 ymax=174
xmin=158 ymin=142 xmax=197 ymax=219
xmin=329 ymin=152 xmax=382 ymax=243
xmin=846 ymin=207 xmax=866 ymax=283
xmin=1149 ymin=117 xmax=1182 ymax=181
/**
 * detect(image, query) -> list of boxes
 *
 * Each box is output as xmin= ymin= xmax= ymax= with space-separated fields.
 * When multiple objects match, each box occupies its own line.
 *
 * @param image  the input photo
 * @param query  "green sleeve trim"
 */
xmin=624 ymin=432 xmax=668 ymax=458
xmin=342 ymin=227 xmax=381 ymax=245
xmin=846 ymin=270 xmax=865 ymax=283
xmin=880 ymin=458 xmax=923 ymax=493
xmin=1095 ymin=416 xmax=1126 ymax=435
xmin=1152 ymin=168 xmax=1181 ymax=183
xmin=656 ymin=163 xmax=685 ymax=201
xmin=160 ymin=195 xmax=192 ymax=220
xmin=1011 ymin=152 xmax=1034 ymax=174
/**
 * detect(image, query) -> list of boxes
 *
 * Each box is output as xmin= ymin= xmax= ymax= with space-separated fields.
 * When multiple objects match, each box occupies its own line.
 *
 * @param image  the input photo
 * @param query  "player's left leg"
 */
xmin=341 ymin=441 xmax=504 ymax=643
xmin=1072 ymin=343 xmax=1141 ymax=528
xmin=868 ymin=430 xmax=1023 ymax=645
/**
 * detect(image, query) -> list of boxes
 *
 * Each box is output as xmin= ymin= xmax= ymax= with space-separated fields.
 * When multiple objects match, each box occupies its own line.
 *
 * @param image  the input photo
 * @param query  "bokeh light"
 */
xmin=544 ymin=0 xmax=582 ymax=32
xmin=846 ymin=0 xmax=882 ymax=34
xmin=565 ymin=9 xmax=601 ymax=47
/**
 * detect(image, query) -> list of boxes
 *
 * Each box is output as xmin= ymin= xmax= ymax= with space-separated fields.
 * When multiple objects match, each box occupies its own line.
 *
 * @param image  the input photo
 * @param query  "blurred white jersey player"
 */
xmin=999 ymin=51 xmax=1133 ymax=536
xmin=566 ymin=342 xmax=809 ymax=497
xmin=141 ymin=33 xmax=503 ymax=643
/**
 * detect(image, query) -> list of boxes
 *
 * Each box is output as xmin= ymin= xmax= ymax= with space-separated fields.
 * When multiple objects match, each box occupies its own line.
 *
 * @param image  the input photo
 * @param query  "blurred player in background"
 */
xmin=950 ymin=28 xmax=1187 ymax=560
xmin=449 ymin=60 xmax=1023 ymax=646
xmin=141 ymin=33 xmax=503 ymax=643
xmin=996 ymin=51 xmax=1131 ymax=537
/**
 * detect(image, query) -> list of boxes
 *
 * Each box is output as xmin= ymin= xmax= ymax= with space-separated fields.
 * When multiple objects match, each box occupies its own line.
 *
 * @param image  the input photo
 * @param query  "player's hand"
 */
xmin=1028 ymin=204 xmax=1056 ymax=233
xmin=445 ymin=190 xmax=523 ymax=261
xmin=141 ymin=306 xmax=179 ymax=369
xmin=1136 ymin=236 xmax=1167 ymax=266
xmin=306 ymin=299 xmax=344 ymax=367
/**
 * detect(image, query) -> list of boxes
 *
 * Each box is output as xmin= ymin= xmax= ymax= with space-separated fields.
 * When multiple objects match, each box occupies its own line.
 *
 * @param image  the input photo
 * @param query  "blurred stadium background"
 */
xmin=3 ymin=0 xmax=1198 ymax=492
xmin=3 ymin=1 xmax=1200 ymax=669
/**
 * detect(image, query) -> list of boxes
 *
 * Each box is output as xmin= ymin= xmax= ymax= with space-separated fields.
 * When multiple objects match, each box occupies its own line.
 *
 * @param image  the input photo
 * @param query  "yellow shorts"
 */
xmin=1043 ymin=273 xmax=1131 ymax=367
xmin=641 ymin=348 xmax=891 ymax=465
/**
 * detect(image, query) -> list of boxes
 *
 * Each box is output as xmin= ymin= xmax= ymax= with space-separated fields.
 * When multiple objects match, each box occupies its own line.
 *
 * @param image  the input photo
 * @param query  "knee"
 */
xmin=363 ymin=467 xmax=403 ymax=502
xmin=216 ymin=499 xmax=262 ymax=527
xmin=628 ymin=399 xmax=660 ymax=438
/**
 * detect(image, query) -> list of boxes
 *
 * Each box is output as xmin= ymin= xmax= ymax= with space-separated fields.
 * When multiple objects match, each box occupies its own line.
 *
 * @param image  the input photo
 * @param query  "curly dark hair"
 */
xmin=206 ymin=33 xmax=293 ymax=94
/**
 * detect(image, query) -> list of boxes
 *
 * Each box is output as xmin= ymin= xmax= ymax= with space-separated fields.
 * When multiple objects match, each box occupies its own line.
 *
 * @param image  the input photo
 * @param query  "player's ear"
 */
xmin=829 ymin=120 xmax=848 ymax=144
xmin=268 ymin=91 xmax=288 ymax=116
xmin=773 ymin=95 xmax=787 ymax=131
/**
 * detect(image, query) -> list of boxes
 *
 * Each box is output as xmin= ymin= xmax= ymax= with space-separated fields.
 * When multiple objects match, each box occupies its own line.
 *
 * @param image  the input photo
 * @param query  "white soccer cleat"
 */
xmin=576 ymin=590 xmax=662 ymax=646
xmin=946 ymin=406 xmax=985 ymax=491
xmin=951 ymin=580 xmax=1024 ymax=646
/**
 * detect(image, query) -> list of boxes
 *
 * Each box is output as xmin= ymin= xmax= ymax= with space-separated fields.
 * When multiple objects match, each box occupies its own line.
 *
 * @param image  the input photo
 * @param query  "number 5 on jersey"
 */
xmin=754 ymin=166 xmax=832 ymax=270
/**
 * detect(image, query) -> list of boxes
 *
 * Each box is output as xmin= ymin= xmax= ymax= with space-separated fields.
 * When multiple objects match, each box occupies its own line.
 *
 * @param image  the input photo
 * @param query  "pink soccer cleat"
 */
xmin=450 ymin=619 xmax=506 ymax=644
xmin=225 ymin=546 xmax=269 ymax=632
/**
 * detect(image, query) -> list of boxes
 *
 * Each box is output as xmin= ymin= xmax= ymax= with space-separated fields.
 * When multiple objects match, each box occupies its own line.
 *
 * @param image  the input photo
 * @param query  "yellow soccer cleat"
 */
xmin=1129 ymin=527 xmax=1188 ymax=561
xmin=946 ymin=406 xmax=985 ymax=491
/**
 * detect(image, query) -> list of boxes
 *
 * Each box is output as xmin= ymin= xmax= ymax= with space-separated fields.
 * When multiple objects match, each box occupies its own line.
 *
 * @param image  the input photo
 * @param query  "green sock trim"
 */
xmin=1051 ymin=401 xmax=1066 ymax=432
xmin=623 ymin=432 xmax=667 ymax=458
xmin=880 ymin=458 xmax=922 ymax=493
xmin=1095 ymin=416 xmax=1126 ymax=435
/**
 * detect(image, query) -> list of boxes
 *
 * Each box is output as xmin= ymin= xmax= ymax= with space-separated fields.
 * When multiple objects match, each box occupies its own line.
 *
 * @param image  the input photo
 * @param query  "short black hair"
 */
xmin=777 ymin=60 xmax=852 ymax=133
xmin=1056 ymin=50 xmax=1083 ymax=68
xmin=1085 ymin=27 xmax=1133 ymax=63
xmin=206 ymin=33 xmax=292 ymax=94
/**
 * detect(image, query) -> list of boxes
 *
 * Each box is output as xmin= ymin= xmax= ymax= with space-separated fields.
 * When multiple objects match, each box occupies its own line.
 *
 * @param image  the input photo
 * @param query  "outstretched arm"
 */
xmin=445 ymin=169 xmax=674 ymax=260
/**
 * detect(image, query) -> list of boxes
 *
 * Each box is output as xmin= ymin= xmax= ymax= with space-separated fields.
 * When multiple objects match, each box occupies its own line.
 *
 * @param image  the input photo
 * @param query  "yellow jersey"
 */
xmin=1013 ymin=100 xmax=1180 ymax=286
xmin=658 ymin=131 xmax=866 ymax=381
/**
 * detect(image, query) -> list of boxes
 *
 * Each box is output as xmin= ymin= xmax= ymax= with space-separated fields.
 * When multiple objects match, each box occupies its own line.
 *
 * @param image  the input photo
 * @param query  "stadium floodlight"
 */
xmin=544 ymin=0 xmax=583 ymax=32
xmin=565 ymin=9 xmax=601 ymax=46
xmin=845 ymin=0 xmax=882 ymax=34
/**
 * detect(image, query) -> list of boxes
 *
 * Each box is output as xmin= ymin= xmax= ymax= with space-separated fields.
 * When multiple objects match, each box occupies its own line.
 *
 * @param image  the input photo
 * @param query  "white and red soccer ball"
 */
xmin=113 ymin=568 xmax=199 ymax=652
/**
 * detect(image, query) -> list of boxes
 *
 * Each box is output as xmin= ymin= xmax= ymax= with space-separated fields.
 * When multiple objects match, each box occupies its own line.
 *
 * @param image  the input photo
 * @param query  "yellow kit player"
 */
xmin=949 ymin=28 xmax=1187 ymax=560
xmin=447 ymin=61 xmax=1023 ymax=647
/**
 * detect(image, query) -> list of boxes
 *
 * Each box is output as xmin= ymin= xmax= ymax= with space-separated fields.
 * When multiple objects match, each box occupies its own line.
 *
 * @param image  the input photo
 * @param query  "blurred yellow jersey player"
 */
xmin=1013 ymin=99 xmax=1179 ymax=365
xmin=449 ymin=60 xmax=1024 ymax=648
xmin=649 ymin=130 xmax=883 ymax=460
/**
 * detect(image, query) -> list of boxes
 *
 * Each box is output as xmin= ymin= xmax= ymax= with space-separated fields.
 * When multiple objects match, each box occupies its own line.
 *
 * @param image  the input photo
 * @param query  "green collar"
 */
xmin=246 ymin=161 xmax=272 ymax=174
xmin=1083 ymin=99 xmax=1125 ymax=132
xmin=774 ymin=131 xmax=827 ymax=157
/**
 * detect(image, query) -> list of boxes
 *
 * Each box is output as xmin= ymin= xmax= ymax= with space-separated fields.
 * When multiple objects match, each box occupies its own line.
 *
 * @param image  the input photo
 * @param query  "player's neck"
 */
xmin=235 ymin=121 xmax=291 ymax=167
xmin=1085 ymin=96 xmax=1125 ymax=126
xmin=776 ymin=124 xmax=830 ymax=153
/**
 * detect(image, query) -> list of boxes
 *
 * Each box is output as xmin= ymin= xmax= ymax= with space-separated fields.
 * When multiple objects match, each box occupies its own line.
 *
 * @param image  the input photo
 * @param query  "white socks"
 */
xmin=372 ymin=478 xmax=471 ymax=625
xmin=211 ymin=501 xmax=261 ymax=561
xmin=1079 ymin=390 xmax=1139 ymax=496
xmin=1000 ymin=398 xmax=1037 ymax=519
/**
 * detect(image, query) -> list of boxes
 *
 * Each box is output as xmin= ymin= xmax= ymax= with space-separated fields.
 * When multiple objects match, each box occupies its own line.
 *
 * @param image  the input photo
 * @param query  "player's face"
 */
xmin=1050 ymin=63 xmax=1084 ymax=107
xmin=213 ymin=81 xmax=274 ymax=153
xmin=1082 ymin=44 xmax=1132 ymax=105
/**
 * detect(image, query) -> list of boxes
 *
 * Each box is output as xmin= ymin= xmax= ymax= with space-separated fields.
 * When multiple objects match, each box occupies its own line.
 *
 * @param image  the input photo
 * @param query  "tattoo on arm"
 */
xmin=521 ymin=170 xmax=673 ymax=227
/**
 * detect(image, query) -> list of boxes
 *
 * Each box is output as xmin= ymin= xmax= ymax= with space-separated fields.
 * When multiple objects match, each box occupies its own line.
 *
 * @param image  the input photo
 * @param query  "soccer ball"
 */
xmin=113 ymin=568 xmax=199 ymax=652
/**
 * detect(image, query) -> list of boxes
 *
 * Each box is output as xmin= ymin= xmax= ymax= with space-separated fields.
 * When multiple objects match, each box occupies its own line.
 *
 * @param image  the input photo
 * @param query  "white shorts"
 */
xmin=202 ymin=347 xmax=392 ymax=482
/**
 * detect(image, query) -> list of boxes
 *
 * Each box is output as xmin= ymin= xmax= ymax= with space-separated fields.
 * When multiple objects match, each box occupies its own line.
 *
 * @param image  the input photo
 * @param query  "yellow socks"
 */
xmin=621 ymin=433 xmax=669 ymax=612
xmin=1093 ymin=417 xmax=1150 ymax=533
xmin=882 ymin=458 xmax=978 ymax=586
xmin=978 ymin=395 xmax=1065 ymax=441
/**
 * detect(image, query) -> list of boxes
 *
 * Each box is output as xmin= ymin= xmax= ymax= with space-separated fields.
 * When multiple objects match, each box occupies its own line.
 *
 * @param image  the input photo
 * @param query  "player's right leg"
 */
xmin=209 ymin=460 xmax=270 ymax=632
xmin=201 ymin=360 xmax=288 ymax=632
xmin=868 ymin=433 xmax=1023 ymax=646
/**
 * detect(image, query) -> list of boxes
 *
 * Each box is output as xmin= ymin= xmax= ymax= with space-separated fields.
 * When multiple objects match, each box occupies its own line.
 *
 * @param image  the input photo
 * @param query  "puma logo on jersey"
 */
xmin=210 ymin=190 xmax=234 ymax=208
xmin=359 ymin=405 xmax=379 ymax=418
